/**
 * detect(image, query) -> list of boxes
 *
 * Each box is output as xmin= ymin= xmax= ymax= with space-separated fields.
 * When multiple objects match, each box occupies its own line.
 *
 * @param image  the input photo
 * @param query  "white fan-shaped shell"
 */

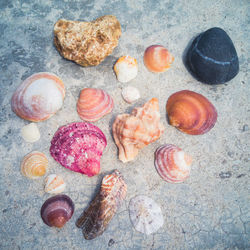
xmin=21 ymin=123 xmax=40 ymax=143
xmin=44 ymin=174 xmax=66 ymax=194
xmin=121 ymin=86 xmax=140 ymax=103
xmin=129 ymin=195 xmax=164 ymax=235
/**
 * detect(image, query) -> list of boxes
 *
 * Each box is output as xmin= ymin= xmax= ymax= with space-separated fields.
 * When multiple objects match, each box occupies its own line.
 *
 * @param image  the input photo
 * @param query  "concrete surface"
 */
xmin=0 ymin=0 xmax=249 ymax=249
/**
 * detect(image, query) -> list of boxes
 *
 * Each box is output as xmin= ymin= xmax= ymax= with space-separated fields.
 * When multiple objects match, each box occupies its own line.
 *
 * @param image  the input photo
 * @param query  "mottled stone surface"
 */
xmin=0 ymin=0 xmax=249 ymax=249
xmin=54 ymin=16 xmax=121 ymax=66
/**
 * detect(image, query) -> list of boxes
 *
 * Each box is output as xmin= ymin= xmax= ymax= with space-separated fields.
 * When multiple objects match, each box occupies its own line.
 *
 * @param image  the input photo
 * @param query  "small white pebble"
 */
xmin=21 ymin=123 xmax=40 ymax=143
xmin=122 ymin=86 xmax=140 ymax=103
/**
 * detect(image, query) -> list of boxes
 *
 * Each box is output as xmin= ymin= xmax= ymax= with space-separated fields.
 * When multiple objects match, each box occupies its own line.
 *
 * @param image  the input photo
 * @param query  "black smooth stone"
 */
xmin=186 ymin=27 xmax=239 ymax=84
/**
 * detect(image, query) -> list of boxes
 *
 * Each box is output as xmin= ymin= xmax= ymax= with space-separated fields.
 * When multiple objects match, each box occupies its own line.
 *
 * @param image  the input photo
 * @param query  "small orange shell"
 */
xmin=77 ymin=88 xmax=114 ymax=122
xmin=166 ymin=90 xmax=217 ymax=135
xmin=21 ymin=151 xmax=48 ymax=179
xmin=11 ymin=72 xmax=65 ymax=122
xmin=144 ymin=45 xmax=174 ymax=73
xmin=155 ymin=144 xmax=192 ymax=183
xmin=44 ymin=174 xmax=66 ymax=194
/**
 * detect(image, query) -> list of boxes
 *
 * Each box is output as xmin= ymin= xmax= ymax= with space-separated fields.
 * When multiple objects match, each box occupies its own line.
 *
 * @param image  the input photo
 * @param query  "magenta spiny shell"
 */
xmin=154 ymin=144 xmax=192 ymax=183
xmin=50 ymin=122 xmax=107 ymax=177
xmin=41 ymin=194 xmax=74 ymax=228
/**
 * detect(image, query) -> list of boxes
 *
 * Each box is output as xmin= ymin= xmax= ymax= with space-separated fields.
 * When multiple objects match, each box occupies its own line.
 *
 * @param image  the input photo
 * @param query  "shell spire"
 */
xmin=112 ymin=98 xmax=165 ymax=162
xmin=76 ymin=170 xmax=127 ymax=240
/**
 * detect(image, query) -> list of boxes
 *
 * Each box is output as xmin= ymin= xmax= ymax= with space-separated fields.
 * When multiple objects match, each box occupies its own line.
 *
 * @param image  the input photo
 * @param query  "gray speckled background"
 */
xmin=0 ymin=0 xmax=249 ymax=249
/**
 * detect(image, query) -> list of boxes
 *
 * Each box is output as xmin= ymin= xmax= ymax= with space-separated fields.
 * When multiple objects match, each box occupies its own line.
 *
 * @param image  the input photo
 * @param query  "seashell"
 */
xmin=121 ymin=86 xmax=140 ymax=103
xmin=21 ymin=123 xmax=40 ymax=143
xmin=114 ymin=56 xmax=138 ymax=83
xmin=50 ymin=122 xmax=107 ymax=177
xmin=129 ymin=195 xmax=164 ymax=235
xmin=112 ymin=98 xmax=165 ymax=162
xmin=21 ymin=151 xmax=48 ymax=179
xmin=41 ymin=194 xmax=74 ymax=228
xmin=144 ymin=45 xmax=174 ymax=73
xmin=44 ymin=174 xmax=66 ymax=194
xmin=155 ymin=144 xmax=192 ymax=183
xmin=76 ymin=170 xmax=127 ymax=240
xmin=166 ymin=90 xmax=217 ymax=135
xmin=11 ymin=72 xmax=65 ymax=122
xmin=77 ymin=88 xmax=114 ymax=122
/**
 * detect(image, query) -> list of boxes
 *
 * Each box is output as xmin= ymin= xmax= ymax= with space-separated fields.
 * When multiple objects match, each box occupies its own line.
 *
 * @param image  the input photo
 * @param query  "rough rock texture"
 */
xmin=0 ymin=0 xmax=249 ymax=249
xmin=186 ymin=27 xmax=239 ymax=84
xmin=54 ymin=15 xmax=121 ymax=66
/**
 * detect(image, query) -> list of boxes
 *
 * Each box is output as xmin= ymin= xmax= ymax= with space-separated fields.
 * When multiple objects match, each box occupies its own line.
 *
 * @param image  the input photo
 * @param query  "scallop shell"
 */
xmin=114 ymin=56 xmax=138 ymax=83
xmin=50 ymin=122 xmax=107 ymax=177
xmin=144 ymin=45 xmax=174 ymax=73
xmin=155 ymin=144 xmax=192 ymax=183
xmin=44 ymin=174 xmax=66 ymax=194
xmin=112 ymin=98 xmax=165 ymax=162
xmin=77 ymin=88 xmax=114 ymax=122
xmin=129 ymin=195 xmax=164 ymax=235
xmin=21 ymin=123 xmax=40 ymax=143
xmin=21 ymin=151 xmax=48 ymax=179
xmin=76 ymin=170 xmax=127 ymax=240
xmin=11 ymin=72 xmax=65 ymax=122
xmin=121 ymin=86 xmax=140 ymax=103
xmin=41 ymin=194 xmax=74 ymax=228
xmin=166 ymin=90 xmax=217 ymax=135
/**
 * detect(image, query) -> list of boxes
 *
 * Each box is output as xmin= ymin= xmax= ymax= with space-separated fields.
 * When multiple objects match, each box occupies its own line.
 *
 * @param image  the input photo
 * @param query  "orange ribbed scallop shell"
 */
xmin=112 ymin=98 xmax=165 ymax=162
xmin=166 ymin=90 xmax=217 ymax=135
xmin=11 ymin=72 xmax=65 ymax=122
xmin=21 ymin=151 xmax=48 ymax=179
xmin=77 ymin=88 xmax=114 ymax=122
xmin=144 ymin=45 xmax=174 ymax=73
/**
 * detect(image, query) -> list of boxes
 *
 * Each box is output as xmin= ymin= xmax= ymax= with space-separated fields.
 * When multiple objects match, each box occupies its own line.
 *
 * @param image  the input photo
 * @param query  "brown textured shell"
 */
xmin=54 ymin=15 xmax=121 ymax=66
xmin=112 ymin=98 xmax=165 ymax=162
xmin=76 ymin=170 xmax=127 ymax=240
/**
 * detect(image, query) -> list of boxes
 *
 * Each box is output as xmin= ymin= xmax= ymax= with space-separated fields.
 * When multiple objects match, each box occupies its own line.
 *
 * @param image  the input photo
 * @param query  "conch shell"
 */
xmin=112 ymin=98 xmax=165 ymax=162
xmin=166 ymin=90 xmax=217 ymax=135
xmin=21 ymin=151 xmax=48 ymax=179
xmin=77 ymin=88 xmax=114 ymax=122
xmin=155 ymin=144 xmax=192 ymax=183
xmin=11 ymin=72 xmax=65 ymax=122
xmin=50 ymin=122 xmax=107 ymax=177
xmin=76 ymin=170 xmax=127 ymax=240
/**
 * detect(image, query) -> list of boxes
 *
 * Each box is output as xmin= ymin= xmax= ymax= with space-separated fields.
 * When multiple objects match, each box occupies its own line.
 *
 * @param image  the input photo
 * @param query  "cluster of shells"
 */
xmin=12 ymin=15 xmax=220 ymax=238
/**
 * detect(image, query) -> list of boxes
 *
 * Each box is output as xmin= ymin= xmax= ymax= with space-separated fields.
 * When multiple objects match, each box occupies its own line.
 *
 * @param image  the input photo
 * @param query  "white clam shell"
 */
xmin=121 ymin=86 xmax=140 ymax=103
xmin=44 ymin=174 xmax=66 ymax=194
xmin=21 ymin=123 xmax=40 ymax=143
xmin=129 ymin=195 xmax=164 ymax=235
xmin=114 ymin=56 xmax=138 ymax=83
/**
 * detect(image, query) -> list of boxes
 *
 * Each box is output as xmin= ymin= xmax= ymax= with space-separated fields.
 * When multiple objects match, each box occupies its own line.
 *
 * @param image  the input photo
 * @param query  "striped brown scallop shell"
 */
xmin=11 ymin=72 xmax=65 ymax=122
xmin=76 ymin=170 xmax=127 ymax=240
xmin=166 ymin=90 xmax=217 ymax=135
xmin=77 ymin=88 xmax=114 ymax=122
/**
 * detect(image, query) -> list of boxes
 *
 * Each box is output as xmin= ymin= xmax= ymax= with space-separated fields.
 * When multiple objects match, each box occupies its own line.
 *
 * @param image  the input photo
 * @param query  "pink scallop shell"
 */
xmin=154 ymin=144 xmax=192 ymax=183
xmin=11 ymin=72 xmax=65 ymax=122
xmin=50 ymin=122 xmax=107 ymax=177
xmin=77 ymin=88 xmax=114 ymax=122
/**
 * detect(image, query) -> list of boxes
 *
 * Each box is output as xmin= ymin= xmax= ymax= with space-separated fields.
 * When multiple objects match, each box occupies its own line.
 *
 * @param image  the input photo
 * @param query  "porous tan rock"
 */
xmin=53 ymin=15 xmax=121 ymax=66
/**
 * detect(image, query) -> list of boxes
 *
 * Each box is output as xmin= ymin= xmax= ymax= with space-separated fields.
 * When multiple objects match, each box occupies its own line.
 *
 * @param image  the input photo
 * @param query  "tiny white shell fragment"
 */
xmin=129 ymin=195 xmax=164 ymax=235
xmin=21 ymin=123 xmax=40 ymax=143
xmin=114 ymin=56 xmax=138 ymax=83
xmin=44 ymin=174 xmax=66 ymax=194
xmin=122 ymin=86 xmax=140 ymax=103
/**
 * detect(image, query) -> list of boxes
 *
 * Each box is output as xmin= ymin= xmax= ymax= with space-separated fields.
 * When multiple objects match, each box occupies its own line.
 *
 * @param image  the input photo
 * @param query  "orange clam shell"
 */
xmin=77 ymin=88 xmax=114 ymax=122
xmin=166 ymin=90 xmax=217 ymax=135
xmin=144 ymin=45 xmax=174 ymax=73
xmin=11 ymin=72 xmax=65 ymax=122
